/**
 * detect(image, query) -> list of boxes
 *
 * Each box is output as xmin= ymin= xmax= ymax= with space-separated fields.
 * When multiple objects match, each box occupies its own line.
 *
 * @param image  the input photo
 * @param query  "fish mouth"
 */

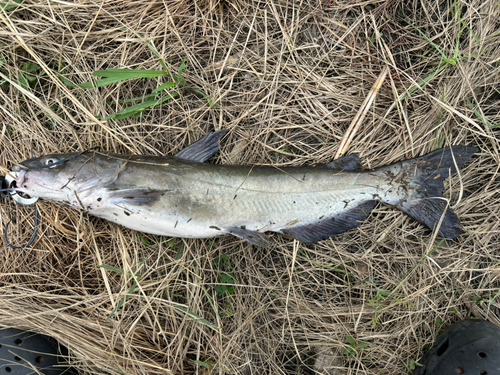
xmin=15 ymin=169 xmax=26 ymax=190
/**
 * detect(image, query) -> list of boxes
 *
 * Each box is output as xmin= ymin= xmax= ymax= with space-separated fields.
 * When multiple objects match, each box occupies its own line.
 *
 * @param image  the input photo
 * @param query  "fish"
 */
xmin=12 ymin=130 xmax=477 ymax=247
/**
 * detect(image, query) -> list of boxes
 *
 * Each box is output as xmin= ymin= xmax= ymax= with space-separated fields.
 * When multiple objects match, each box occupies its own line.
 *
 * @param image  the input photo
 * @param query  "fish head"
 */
xmin=12 ymin=152 xmax=97 ymax=203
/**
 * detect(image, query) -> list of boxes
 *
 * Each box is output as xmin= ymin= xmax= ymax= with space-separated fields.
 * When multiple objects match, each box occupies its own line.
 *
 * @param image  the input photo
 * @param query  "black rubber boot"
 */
xmin=0 ymin=327 xmax=76 ymax=374
xmin=414 ymin=319 xmax=500 ymax=375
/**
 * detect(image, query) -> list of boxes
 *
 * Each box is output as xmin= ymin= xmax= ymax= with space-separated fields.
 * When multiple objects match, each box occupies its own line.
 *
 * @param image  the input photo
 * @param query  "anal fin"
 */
xmin=227 ymin=227 xmax=270 ymax=247
xmin=279 ymin=200 xmax=377 ymax=243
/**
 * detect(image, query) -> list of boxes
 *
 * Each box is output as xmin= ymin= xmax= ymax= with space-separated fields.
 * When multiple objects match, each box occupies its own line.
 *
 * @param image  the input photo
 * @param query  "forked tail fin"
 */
xmin=397 ymin=145 xmax=477 ymax=238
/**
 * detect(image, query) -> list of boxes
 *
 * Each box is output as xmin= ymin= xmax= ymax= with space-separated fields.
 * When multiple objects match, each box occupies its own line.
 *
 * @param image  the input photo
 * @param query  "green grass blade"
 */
xmin=107 ymin=81 xmax=175 ymax=105
xmin=107 ymin=282 xmax=138 ymax=320
xmin=108 ymin=86 xmax=176 ymax=105
xmin=406 ymin=20 xmax=447 ymax=60
xmin=346 ymin=335 xmax=356 ymax=347
xmin=105 ymin=93 xmax=178 ymax=120
xmin=173 ymin=305 xmax=219 ymax=329
xmin=98 ymin=265 xmax=124 ymax=274
xmin=143 ymin=39 xmax=169 ymax=72
xmin=56 ymin=73 xmax=77 ymax=87
xmin=466 ymin=98 xmax=500 ymax=128
xmin=190 ymin=88 xmax=216 ymax=107
xmin=402 ymin=65 xmax=447 ymax=101
xmin=112 ymin=95 xmax=155 ymax=105
xmin=453 ymin=1 xmax=461 ymax=61
xmin=178 ymin=60 xmax=188 ymax=76
xmin=17 ymin=73 xmax=29 ymax=91
xmin=0 ymin=0 xmax=21 ymax=11
xmin=386 ymin=65 xmax=448 ymax=116
xmin=191 ymin=360 xmax=212 ymax=369
xmin=174 ymin=243 xmax=184 ymax=260
xmin=105 ymin=112 xmax=137 ymax=120
xmin=105 ymin=97 xmax=159 ymax=118
xmin=79 ymin=72 xmax=171 ymax=89
xmin=78 ymin=76 xmax=133 ymax=88
xmin=92 ymin=68 xmax=167 ymax=78
xmin=21 ymin=62 xmax=40 ymax=73
xmin=460 ymin=20 xmax=482 ymax=50
xmin=150 ymin=81 xmax=177 ymax=95
xmin=175 ymin=60 xmax=188 ymax=85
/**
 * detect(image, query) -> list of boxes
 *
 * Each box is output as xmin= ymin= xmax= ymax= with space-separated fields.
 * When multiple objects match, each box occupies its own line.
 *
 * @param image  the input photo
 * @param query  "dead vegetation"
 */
xmin=0 ymin=0 xmax=499 ymax=374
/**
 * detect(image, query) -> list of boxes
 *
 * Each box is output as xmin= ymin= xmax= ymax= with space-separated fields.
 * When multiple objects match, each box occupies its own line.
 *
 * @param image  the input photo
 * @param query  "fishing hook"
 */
xmin=4 ymin=172 xmax=38 ymax=205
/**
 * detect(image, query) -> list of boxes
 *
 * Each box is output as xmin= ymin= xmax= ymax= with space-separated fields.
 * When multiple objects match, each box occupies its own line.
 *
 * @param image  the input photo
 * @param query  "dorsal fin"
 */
xmin=175 ymin=130 xmax=228 ymax=162
xmin=325 ymin=154 xmax=361 ymax=171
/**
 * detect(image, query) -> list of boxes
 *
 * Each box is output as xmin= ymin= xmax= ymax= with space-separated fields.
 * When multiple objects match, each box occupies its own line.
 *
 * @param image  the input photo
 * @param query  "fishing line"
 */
xmin=0 ymin=175 xmax=16 ymax=200
xmin=1 ymin=181 xmax=39 ymax=248
xmin=0 ymin=189 xmax=17 ymax=201
xmin=3 ymin=203 xmax=39 ymax=249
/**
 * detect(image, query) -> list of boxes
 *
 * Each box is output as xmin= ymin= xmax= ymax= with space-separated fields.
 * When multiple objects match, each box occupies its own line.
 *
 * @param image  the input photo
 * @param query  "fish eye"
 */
xmin=44 ymin=157 xmax=59 ymax=168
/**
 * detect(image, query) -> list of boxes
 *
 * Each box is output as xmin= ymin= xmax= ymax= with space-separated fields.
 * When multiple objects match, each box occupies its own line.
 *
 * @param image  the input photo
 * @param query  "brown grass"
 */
xmin=0 ymin=0 xmax=499 ymax=374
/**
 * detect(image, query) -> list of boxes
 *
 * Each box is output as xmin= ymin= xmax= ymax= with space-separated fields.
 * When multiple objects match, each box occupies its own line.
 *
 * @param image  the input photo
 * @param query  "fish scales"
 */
xmin=13 ymin=131 xmax=477 ymax=246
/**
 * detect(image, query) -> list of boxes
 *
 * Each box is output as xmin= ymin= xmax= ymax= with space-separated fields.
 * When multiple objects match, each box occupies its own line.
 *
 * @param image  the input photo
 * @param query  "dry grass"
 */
xmin=0 ymin=0 xmax=499 ymax=374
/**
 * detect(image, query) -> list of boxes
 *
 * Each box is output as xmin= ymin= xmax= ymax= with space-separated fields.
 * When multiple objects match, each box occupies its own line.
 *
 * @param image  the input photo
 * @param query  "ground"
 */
xmin=0 ymin=0 xmax=499 ymax=374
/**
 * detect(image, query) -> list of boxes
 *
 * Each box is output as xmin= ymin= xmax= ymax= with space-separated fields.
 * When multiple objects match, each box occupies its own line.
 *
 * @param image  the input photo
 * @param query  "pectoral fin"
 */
xmin=175 ymin=130 xmax=228 ymax=162
xmin=325 ymin=154 xmax=361 ymax=171
xmin=227 ymin=227 xmax=270 ymax=247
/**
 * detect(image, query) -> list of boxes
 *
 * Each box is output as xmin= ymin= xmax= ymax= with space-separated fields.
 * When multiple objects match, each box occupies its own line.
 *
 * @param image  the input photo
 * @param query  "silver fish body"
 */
xmin=13 ymin=132 xmax=477 ymax=246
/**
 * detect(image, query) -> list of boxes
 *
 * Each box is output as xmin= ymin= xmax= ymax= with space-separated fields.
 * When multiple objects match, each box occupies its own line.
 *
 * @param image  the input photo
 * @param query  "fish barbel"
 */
xmin=13 ymin=131 xmax=477 ymax=247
